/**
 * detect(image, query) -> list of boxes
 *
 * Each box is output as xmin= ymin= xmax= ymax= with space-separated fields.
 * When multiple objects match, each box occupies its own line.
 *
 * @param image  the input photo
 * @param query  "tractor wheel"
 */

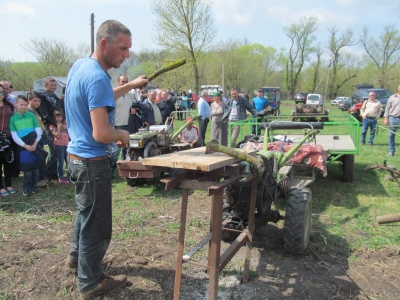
xmin=343 ymin=154 xmax=354 ymax=182
xmin=283 ymin=188 xmax=312 ymax=255
xmin=143 ymin=141 xmax=158 ymax=158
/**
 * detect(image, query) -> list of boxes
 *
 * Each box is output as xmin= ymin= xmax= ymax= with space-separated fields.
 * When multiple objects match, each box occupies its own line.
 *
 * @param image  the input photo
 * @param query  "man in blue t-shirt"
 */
xmin=65 ymin=20 xmax=148 ymax=299
xmin=252 ymin=89 xmax=268 ymax=135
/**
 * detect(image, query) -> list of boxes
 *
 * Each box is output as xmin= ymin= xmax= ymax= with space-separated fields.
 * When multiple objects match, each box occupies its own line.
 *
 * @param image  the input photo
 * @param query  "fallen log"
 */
xmin=377 ymin=213 xmax=400 ymax=224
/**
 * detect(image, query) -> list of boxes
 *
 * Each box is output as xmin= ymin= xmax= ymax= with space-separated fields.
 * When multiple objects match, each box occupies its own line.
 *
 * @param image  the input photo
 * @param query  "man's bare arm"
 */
xmin=90 ymin=107 xmax=129 ymax=145
xmin=113 ymin=75 xmax=149 ymax=100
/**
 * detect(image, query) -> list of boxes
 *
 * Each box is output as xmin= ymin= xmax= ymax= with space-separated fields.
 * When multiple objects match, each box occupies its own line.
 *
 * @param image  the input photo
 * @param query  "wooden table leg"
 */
xmin=208 ymin=188 xmax=224 ymax=300
xmin=243 ymin=176 xmax=257 ymax=283
xmin=173 ymin=188 xmax=189 ymax=300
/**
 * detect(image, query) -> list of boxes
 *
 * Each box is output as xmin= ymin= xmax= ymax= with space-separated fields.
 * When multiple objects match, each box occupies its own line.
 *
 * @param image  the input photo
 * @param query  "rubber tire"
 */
xmin=343 ymin=154 xmax=354 ymax=182
xmin=143 ymin=141 xmax=158 ymax=158
xmin=283 ymin=188 xmax=312 ymax=255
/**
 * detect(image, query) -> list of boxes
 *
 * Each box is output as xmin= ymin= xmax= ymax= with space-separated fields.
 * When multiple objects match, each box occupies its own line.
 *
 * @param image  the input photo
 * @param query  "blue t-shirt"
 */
xmin=65 ymin=57 xmax=115 ymax=158
xmin=252 ymin=96 xmax=268 ymax=112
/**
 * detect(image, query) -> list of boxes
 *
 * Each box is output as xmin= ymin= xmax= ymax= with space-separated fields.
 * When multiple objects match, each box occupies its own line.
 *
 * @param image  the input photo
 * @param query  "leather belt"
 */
xmin=68 ymin=154 xmax=108 ymax=161
xmin=366 ymin=117 xmax=377 ymax=120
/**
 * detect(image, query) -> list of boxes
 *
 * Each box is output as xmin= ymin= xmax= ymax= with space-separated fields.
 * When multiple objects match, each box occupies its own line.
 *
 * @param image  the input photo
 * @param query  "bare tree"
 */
xmin=308 ymin=43 xmax=324 ymax=93
xmin=328 ymin=26 xmax=357 ymax=98
xmin=151 ymin=0 xmax=216 ymax=93
xmin=359 ymin=25 xmax=400 ymax=88
xmin=284 ymin=17 xmax=318 ymax=99
xmin=23 ymin=38 xmax=90 ymax=75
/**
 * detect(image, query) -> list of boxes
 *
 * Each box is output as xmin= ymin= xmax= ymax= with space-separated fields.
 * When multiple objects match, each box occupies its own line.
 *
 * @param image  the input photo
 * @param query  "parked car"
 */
xmin=294 ymin=92 xmax=308 ymax=104
xmin=338 ymin=98 xmax=353 ymax=111
xmin=306 ymin=94 xmax=323 ymax=105
xmin=351 ymin=88 xmax=392 ymax=116
xmin=12 ymin=91 xmax=30 ymax=98
xmin=331 ymin=96 xmax=349 ymax=106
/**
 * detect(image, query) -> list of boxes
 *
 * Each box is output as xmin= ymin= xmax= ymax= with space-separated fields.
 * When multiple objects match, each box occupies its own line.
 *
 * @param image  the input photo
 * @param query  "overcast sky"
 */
xmin=1 ymin=0 xmax=399 ymax=62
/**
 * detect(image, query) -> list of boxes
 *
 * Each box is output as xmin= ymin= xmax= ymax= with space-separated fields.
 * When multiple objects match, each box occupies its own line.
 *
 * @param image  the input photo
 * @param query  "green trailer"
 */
xmin=212 ymin=115 xmax=360 ymax=254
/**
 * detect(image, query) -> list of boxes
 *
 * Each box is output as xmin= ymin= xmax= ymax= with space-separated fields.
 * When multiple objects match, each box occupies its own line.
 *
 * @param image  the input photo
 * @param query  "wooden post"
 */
xmin=173 ymin=189 xmax=189 ymax=300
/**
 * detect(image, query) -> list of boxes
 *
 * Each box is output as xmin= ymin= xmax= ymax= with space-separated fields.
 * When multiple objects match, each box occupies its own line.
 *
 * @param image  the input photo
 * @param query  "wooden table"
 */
xmin=142 ymin=147 xmax=258 ymax=299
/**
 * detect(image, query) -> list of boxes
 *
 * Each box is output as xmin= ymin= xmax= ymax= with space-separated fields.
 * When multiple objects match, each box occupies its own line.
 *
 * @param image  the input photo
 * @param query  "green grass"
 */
xmin=1 ymin=100 xmax=400 ymax=255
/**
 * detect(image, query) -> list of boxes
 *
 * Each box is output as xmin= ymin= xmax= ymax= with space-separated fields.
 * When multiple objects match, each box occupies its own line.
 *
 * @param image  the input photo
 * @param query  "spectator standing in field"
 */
xmin=384 ymin=85 xmax=400 ymax=156
xmin=0 ymin=83 xmax=16 ymax=197
xmin=197 ymin=90 xmax=211 ymax=146
xmin=252 ymin=89 xmax=268 ymax=135
xmin=0 ymin=80 xmax=19 ymax=179
xmin=157 ymin=90 xmax=175 ymax=124
xmin=141 ymin=89 xmax=162 ymax=126
xmin=36 ymin=77 xmax=64 ymax=180
xmin=65 ymin=19 xmax=148 ymax=299
xmin=49 ymin=109 xmax=69 ymax=184
xmin=10 ymin=96 xmax=43 ymax=196
xmin=27 ymin=91 xmax=48 ymax=187
xmin=210 ymin=92 xmax=228 ymax=146
xmin=223 ymin=88 xmax=257 ymax=147
xmin=0 ymin=81 xmax=16 ymax=105
xmin=360 ymin=91 xmax=382 ymax=146
xmin=113 ymin=75 xmax=133 ymax=160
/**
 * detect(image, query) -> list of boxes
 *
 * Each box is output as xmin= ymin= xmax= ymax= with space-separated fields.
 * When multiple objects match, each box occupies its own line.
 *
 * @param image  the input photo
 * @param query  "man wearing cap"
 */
xmin=179 ymin=118 xmax=199 ymax=148
xmin=197 ymin=90 xmax=211 ymax=146
xmin=252 ymin=89 xmax=268 ymax=135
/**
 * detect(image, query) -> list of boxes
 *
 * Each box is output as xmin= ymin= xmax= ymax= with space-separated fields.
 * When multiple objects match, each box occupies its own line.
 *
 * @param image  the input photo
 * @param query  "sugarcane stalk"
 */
xmin=148 ymin=59 xmax=186 ymax=81
xmin=206 ymin=140 xmax=265 ymax=175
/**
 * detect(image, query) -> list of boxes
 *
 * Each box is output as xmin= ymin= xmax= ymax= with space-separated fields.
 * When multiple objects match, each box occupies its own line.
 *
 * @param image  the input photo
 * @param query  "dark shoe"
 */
xmin=388 ymin=153 xmax=394 ymax=157
xmin=80 ymin=274 xmax=127 ymax=300
xmin=6 ymin=187 xmax=16 ymax=194
xmin=66 ymin=256 xmax=78 ymax=269
xmin=31 ymin=187 xmax=39 ymax=194
xmin=23 ymin=189 xmax=32 ymax=196
xmin=0 ymin=190 xmax=9 ymax=197
xmin=361 ymin=142 xmax=365 ymax=145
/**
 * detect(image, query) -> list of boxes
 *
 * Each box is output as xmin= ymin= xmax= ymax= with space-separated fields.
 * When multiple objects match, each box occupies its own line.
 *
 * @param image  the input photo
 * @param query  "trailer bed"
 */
xmin=285 ymin=134 xmax=356 ymax=152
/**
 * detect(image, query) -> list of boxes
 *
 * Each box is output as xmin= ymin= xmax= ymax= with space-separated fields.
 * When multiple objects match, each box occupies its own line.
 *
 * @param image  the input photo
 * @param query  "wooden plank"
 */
xmin=141 ymin=147 xmax=255 ymax=172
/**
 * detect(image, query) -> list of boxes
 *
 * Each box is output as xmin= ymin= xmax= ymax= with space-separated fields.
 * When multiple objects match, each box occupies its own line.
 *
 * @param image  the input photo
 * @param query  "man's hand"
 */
xmin=116 ymin=129 xmax=130 ymax=147
xmin=130 ymin=75 xmax=149 ymax=90
xmin=384 ymin=117 xmax=389 ymax=126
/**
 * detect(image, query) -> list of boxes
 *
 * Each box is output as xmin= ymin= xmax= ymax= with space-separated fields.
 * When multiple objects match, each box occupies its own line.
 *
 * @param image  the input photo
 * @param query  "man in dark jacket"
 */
xmin=36 ymin=77 xmax=64 ymax=180
xmin=157 ymin=90 xmax=175 ymax=124
xmin=222 ymin=88 xmax=257 ymax=146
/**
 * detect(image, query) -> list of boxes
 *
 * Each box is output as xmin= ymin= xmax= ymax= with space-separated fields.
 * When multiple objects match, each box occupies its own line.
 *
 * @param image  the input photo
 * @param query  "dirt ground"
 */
xmin=1 ymin=189 xmax=400 ymax=300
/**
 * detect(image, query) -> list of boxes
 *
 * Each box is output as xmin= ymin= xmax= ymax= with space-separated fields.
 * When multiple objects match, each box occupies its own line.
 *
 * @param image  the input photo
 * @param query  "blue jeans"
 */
xmin=68 ymin=157 xmax=112 ymax=292
xmin=361 ymin=118 xmax=377 ymax=145
xmin=23 ymin=168 xmax=39 ymax=192
xmin=55 ymin=145 xmax=67 ymax=178
xmin=388 ymin=116 xmax=400 ymax=155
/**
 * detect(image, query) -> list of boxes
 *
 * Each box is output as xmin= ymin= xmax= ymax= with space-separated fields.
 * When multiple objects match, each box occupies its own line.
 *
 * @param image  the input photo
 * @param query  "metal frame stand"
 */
xmin=161 ymin=171 xmax=258 ymax=300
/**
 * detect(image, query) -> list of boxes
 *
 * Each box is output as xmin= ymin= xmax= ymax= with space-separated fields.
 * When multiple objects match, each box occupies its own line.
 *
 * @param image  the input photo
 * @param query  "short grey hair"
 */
xmin=201 ymin=90 xmax=208 ymax=97
xmin=96 ymin=20 xmax=131 ymax=45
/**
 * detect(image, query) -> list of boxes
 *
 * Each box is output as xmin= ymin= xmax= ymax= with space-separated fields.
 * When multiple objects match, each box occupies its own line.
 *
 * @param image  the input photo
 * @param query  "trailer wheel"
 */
xmin=284 ymin=188 xmax=312 ymax=255
xmin=343 ymin=154 xmax=354 ymax=182
xmin=144 ymin=141 xmax=158 ymax=158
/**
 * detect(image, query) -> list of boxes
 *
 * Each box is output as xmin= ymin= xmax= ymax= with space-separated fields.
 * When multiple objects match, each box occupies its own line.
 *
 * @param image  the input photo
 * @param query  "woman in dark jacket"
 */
xmin=0 ymin=83 xmax=16 ymax=196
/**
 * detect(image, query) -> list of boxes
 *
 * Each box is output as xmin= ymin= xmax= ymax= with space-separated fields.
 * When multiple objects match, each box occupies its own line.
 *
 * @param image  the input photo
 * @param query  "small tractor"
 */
xmin=119 ymin=115 xmax=199 ymax=186
xmin=207 ymin=121 xmax=325 ymax=254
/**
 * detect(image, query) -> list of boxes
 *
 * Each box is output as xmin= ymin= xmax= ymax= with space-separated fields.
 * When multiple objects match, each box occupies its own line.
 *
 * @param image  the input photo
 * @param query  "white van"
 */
xmin=306 ymin=94 xmax=323 ymax=105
